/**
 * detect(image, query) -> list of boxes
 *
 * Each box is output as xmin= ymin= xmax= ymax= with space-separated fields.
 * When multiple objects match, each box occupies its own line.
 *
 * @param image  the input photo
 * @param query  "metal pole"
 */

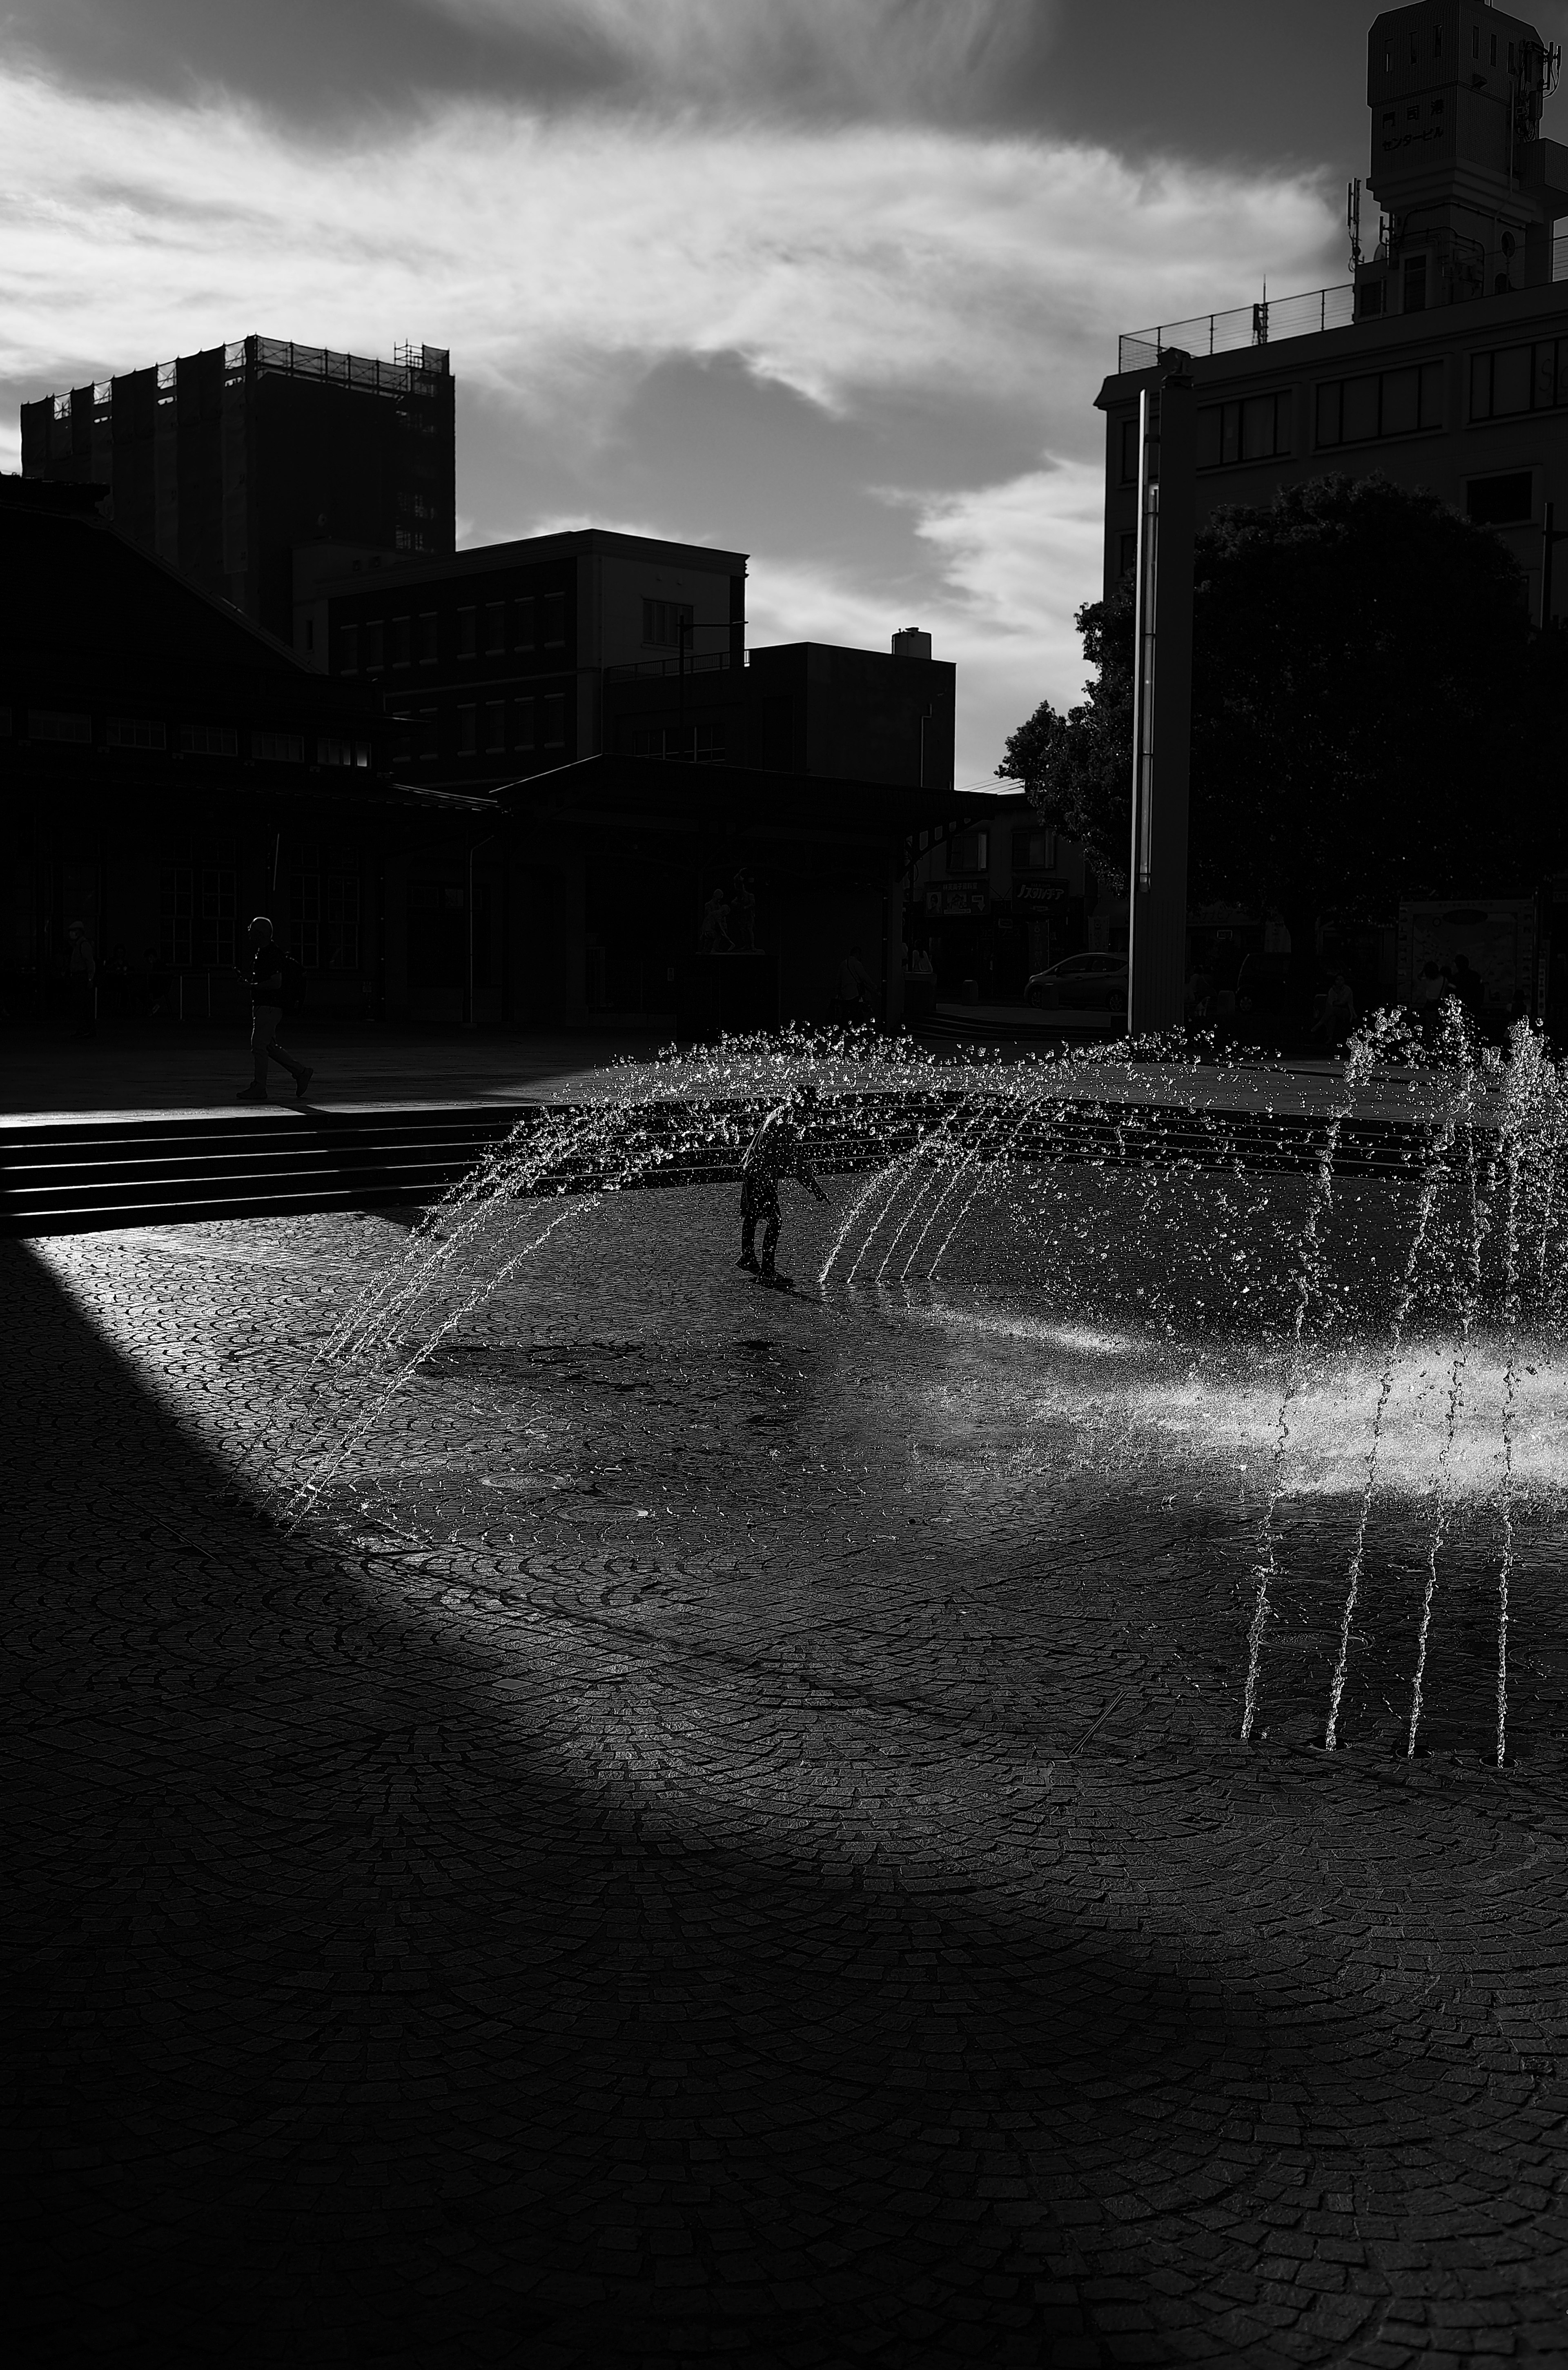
xmin=466 ymin=834 xmax=495 ymax=1028
xmin=1542 ymin=499 xmax=1557 ymax=630
xmin=1127 ymin=385 xmax=1157 ymax=1037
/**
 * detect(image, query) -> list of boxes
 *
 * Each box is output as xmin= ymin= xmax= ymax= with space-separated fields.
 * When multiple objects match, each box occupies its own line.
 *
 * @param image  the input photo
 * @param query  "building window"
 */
xmin=1315 ymin=361 xmax=1443 ymax=446
xmin=484 ymin=601 xmax=506 ymax=655
xmin=179 ymin=723 xmax=238 ymax=757
xmin=417 ymin=612 xmax=438 ymax=664
xmin=1467 ymin=473 xmax=1534 ymax=525
xmin=289 ymin=870 xmax=360 ymax=971
xmin=1195 ymin=391 xmax=1290 ymax=469
xmin=363 ymin=619 xmax=384 ymax=671
xmin=160 ymin=864 xmax=235 ymax=969
xmin=253 ymin=731 xmax=305 ymax=763
xmin=390 ymin=616 xmax=411 ymax=668
xmin=514 ymin=697 xmax=535 ymax=750
xmin=1470 ymin=339 xmax=1568 ymax=420
xmin=1119 ymin=417 xmax=1140 ymax=484
xmin=947 ymin=829 xmax=989 ymax=876
xmin=641 ymin=597 xmax=692 ymax=648
xmin=541 ymin=692 xmax=566 ymax=746
xmin=1011 ymin=827 xmax=1056 ymax=872
xmin=483 ymin=699 xmax=506 ymax=752
xmin=457 ymin=606 xmax=477 ymax=658
xmin=106 ymin=716 xmax=166 ymax=751
xmin=315 ymin=736 xmax=369 ymax=768
xmin=541 ymin=591 xmax=568 ymax=648
xmin=630 ymin=723 xmax=726 ymax=761
xmin=1402 ymin=253 xmax=1426 ymax=313
xmin=338 ymin=624 xmax=359 ymax=673
xmin=31 ymin=708 xmax=94 ymax=743
xmin=457 ymin=704 xmax=477 ymax=754
xmin=414 ymin=709 xmax=438 ymax=760
xmin=514 ymin=596 xmax=536 ymax=650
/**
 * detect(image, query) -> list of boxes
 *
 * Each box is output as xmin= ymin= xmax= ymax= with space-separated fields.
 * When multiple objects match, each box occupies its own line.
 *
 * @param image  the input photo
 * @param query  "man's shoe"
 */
xmin=755 ymin=1270 xmax=794 ymax=1291
xmin=295 ymin=1066 xmax=314 ymax=1101
xmin=737 ymin=1250 xmax=760 ymax=1272
xmin=236 ymin=1085 xmax=267 ymax=1101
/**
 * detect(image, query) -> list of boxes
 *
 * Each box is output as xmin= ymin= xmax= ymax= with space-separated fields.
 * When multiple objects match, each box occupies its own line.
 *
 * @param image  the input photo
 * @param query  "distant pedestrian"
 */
xmin=66 ymin=920 xmax=96 ymax=1038
xmin=1414 ymin=958 xmax=1443 ymax=1048
xmin=737 ymin=1081 xmax=829 ymax=1290
xmin=236 ymin=916 xmax=312 ymax=1102
xmin=835 ymin=946 xmax=872 ymax=1026
xmin=1316 ymin=971 xmax=1356 ymax=1050
xmin=730 ymin=868 xmax=756 ymax=952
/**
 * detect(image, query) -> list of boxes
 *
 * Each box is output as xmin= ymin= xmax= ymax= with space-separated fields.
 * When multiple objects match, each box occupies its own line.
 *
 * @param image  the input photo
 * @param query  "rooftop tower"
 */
xmin=1358 ymin=3 xmax=1568 ymax=316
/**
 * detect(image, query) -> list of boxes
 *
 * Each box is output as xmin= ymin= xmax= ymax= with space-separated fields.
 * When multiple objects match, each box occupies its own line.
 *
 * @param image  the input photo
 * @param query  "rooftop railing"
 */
xmin=1118 ymin=227 xmax=1568 ymax=375
xmin=604 ymin=649 xmax=738 ymax=681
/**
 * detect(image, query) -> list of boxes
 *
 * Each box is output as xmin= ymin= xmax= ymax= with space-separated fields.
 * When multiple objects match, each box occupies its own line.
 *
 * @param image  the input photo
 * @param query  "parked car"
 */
xmin=1025 ymin=952 xmax=1129 ymax=1011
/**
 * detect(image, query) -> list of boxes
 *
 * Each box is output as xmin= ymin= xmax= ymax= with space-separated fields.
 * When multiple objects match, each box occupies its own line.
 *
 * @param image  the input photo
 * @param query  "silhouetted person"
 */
xmin=730 ymin=868 xmax=756 ymax=952
xmin=1414 ymin=958 xmax=1444 ymax=1048
xmin=738 ymin=1082 xmax=829 ymax=1290
xmin=237 ymin=916 xmax=312 ymax=1102
xmin=66 ymin=920 xmax=96 ymax=1038
xmin=1316 ymin=970 xmax=1357 ymax=1049
xmin=699 ymin=887 xmax=733 ymax=953
xmin=835 ymin=946 xmax=871 ymax=1026
xmin=1450 ymin=951 xmax=1483 ymax=1014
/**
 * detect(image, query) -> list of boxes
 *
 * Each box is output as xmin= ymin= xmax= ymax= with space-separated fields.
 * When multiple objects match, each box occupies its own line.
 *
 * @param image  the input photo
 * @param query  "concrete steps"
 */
xmin=0 ymin=1103 xmax=539 ymax=1237
xmin=0 ymin=1088 xmax=1446 ymax=1241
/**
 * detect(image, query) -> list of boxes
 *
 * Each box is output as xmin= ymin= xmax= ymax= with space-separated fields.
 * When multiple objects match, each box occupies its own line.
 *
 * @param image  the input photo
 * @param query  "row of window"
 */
xmin=1471 ymin=338 xmax=1568 ymax=421
xmin=1316 ymin=361 xmax=1445 ymax=448
xmin=627 ymin=723 xmax=725 ymax=762
xmin=1120 ymin=339 xmax=1564 ymax=482
xmin=5 ymin=711 xmax=369 ymax=764
xmin=1382 ymin=23 xmax=1510 ymax=71
xmin=392 ymin=693 xmax=568 ymax=762
xmin=158 ymin=866 xmax=361 ymax=972
xmin=338 ymin=591 xmax=570 ymax=673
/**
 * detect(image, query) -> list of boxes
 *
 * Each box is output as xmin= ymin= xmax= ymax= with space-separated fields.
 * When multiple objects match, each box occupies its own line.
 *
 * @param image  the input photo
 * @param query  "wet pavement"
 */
xmin=8 ymin=1180 xmax=1568 ymax=2364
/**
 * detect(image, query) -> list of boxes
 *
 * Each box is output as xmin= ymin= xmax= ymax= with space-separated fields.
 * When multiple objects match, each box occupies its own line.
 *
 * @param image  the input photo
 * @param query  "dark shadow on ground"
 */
xmin=6 ymin=1239 xmax=1568 ymax=2367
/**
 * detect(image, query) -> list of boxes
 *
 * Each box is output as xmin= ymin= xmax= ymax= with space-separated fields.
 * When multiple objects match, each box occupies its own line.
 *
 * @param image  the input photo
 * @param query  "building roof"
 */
xmin=307 ymin=526 xmax=750 ymax=604
xmin=490 ymin=752 xmax=991 ymax=846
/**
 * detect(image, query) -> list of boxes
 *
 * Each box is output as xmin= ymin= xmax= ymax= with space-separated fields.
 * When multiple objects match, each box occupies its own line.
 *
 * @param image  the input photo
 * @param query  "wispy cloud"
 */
xmin=428 ymin=0 xmax=1042 ymax=119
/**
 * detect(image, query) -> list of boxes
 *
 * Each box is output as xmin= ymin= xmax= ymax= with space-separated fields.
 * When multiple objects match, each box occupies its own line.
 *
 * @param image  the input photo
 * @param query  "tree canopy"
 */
xmin=999 ymin=473 xmax=1564 ymax=947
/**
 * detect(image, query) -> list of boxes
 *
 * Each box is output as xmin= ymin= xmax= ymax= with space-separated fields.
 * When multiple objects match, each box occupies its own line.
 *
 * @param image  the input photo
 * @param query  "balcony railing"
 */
xmin=1118 ymin=227 xmax=1568 ymax=374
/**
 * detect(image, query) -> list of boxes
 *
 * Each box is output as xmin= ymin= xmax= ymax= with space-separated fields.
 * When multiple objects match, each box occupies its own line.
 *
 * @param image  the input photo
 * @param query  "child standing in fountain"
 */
xmin=738 ymin=1081 xmax=828 ymax=1290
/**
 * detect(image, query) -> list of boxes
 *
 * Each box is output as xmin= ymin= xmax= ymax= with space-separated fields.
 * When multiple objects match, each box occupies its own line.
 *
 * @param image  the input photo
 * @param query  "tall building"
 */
xmin=20 ymin=337 xmax=455 ymax=645
xmin=1097 ymin=4 xmax=1568 ymax=617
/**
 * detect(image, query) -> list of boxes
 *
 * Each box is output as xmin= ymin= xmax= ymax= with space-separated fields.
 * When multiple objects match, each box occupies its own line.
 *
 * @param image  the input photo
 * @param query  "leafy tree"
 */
xmin=999 ymin=472 xmax=1564 ymax=993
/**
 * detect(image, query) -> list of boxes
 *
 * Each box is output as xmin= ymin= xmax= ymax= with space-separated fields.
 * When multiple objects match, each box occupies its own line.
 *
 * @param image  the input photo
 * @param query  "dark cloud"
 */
xmin=0 ymin=0 xmax=1049 ymax=131
xmin=6 ymin=0 xmax=1566 ymax=168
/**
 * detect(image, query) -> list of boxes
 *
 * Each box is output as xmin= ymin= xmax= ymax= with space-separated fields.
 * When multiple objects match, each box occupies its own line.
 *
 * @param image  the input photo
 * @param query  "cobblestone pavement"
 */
xmin=8 ymin=1184 xmax=1568 ymax=2366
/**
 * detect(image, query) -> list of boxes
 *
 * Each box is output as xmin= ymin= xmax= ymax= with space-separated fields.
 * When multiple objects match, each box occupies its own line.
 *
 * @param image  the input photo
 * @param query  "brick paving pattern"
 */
xmin=7 ymin=1185 xmax=1568 ymax=2365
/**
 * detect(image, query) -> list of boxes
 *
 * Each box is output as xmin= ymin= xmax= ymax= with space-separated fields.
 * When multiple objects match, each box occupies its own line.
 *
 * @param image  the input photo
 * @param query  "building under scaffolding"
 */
xmin=20 ymin=336 xmax=455 ymax=646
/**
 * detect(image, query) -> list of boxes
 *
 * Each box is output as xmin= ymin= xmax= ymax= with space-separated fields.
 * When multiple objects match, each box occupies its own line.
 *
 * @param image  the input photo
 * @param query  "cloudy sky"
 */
xmin=4 ymin=0 xmax=1565 ymax=779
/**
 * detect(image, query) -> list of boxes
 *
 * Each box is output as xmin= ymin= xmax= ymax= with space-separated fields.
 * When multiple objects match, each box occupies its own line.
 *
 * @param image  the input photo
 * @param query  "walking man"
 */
xmin=66 ymin=920 xmax=97 ymax=1038
xmin=738 ymin=1080 xmax=828 ymax=1291
xmin=237 ymin=916 xmax=312 ymax=1102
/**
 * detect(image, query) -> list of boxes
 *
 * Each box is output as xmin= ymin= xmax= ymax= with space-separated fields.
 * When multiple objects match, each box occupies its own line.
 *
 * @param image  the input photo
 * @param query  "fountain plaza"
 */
xmin=9 ymin=1019 xmax=1568 ymax=2363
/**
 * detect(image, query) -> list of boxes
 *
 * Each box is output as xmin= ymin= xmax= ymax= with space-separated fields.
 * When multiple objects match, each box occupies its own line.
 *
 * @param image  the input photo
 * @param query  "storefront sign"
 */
xmin=1013 ymin=878 xmax=1069 ymax=908
xmin=927 ymin=884 xmax=989 ymax=916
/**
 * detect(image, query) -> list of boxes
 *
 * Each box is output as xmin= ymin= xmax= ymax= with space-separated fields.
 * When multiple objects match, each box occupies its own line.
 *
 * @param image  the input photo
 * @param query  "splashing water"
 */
xmin=268 ymin=1012 xmax=1568 ymax=1759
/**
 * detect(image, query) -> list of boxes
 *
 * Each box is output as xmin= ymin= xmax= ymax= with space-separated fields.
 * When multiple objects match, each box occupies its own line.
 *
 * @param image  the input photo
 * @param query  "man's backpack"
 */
xmin=279 ymin=953 xmax=307 ymax=1014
